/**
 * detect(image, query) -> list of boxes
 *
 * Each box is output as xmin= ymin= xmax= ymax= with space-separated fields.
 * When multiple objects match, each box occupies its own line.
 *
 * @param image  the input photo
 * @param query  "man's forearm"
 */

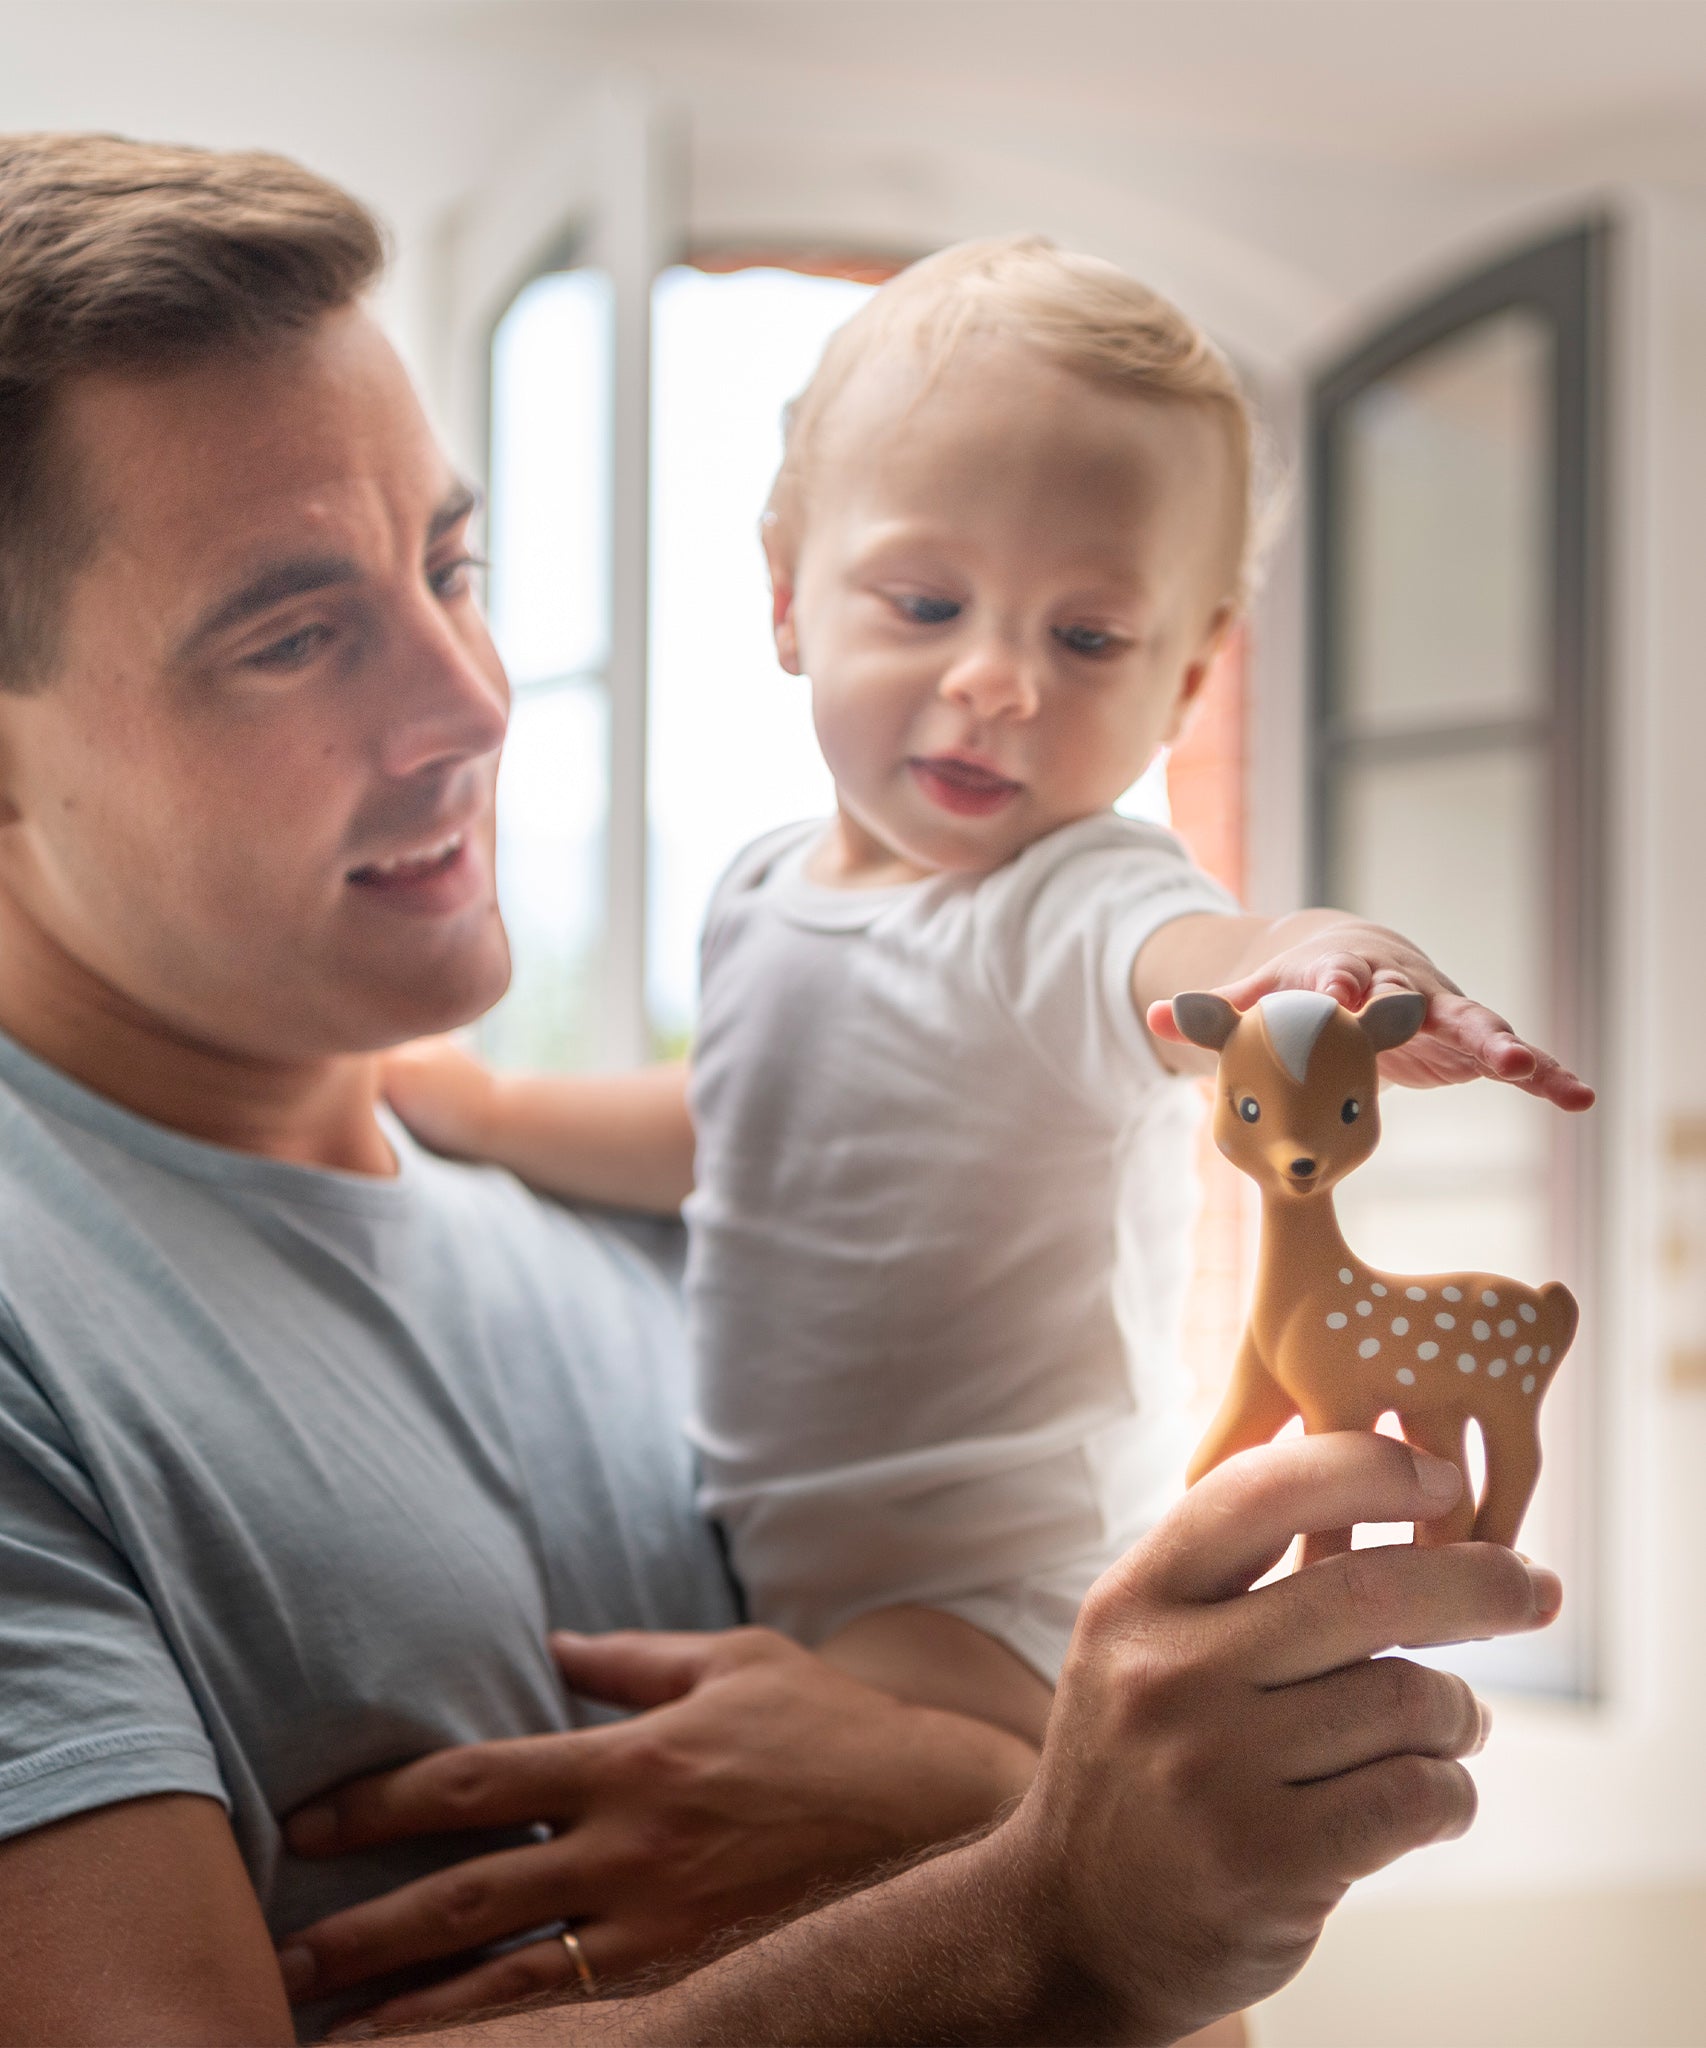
xmin=427 ymin=1828 xmax=1122 ymax=2048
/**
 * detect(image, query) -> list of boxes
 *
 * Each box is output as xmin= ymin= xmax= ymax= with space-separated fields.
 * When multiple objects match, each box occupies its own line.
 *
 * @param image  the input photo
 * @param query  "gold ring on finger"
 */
xmin=560 ymin=1927 xmax=597 ymax=1998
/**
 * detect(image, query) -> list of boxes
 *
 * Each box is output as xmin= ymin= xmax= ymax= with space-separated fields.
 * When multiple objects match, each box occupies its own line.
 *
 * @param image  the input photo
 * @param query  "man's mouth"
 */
xmin=347 ymin=831 xmax=468 ymax=892
xmin=909 ymin=755 xmax=1024 ymax=818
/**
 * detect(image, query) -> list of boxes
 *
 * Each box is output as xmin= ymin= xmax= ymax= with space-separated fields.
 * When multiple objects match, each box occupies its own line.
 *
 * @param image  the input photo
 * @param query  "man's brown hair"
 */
xmin=0 ymin=133 xmax=386 ymax=689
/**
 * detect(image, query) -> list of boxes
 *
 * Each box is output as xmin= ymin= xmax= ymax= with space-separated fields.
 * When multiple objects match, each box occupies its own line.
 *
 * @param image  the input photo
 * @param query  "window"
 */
xmin=645 ymin=260 xmax=886 ymax=1054
xmin=480 ymin=267 xmax=613 ymax=1071
xmin=481 ymin=253 xmax=899 ymax=1068
xmin=1309 ymin=224 xmax=1608 ymax=1696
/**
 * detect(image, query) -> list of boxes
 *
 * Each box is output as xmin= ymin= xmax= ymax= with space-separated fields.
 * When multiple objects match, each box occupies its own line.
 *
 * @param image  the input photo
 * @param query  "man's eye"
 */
xmin=431 ymin=554 xmax=487 ymax=600
xmin=895 ymin=594 xmax=960 ymax=625
xmin=1054 ymin=624 xmax=1116 ymax=657
xmin=247 ymin=624 xmax=333 ymax=671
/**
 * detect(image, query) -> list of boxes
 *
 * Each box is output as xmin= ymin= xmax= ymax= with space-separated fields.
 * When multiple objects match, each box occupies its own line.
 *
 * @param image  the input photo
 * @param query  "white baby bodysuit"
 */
xmin=683 ymin=810 xmax=1238 ymax=1679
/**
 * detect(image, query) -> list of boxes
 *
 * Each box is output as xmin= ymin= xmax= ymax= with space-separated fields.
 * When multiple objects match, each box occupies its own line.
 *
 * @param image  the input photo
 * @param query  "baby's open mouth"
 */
xmin=909 ymin=756 xmax=1023 ymax=818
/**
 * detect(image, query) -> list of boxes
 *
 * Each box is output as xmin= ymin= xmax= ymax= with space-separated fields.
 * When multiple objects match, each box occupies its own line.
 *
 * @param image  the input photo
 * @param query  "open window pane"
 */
xmin=489 ymin=269 xmax=613 ymax=689
xmin=1334 ymin=308 xmax=1551 ymax=735
xmin=479 ymin=681 xmax=609 ymax=1071
xmin=645 ymin=264 xmax=875 ymax=1054
xmin=481 ymin=267 xmax=614 ymax=1070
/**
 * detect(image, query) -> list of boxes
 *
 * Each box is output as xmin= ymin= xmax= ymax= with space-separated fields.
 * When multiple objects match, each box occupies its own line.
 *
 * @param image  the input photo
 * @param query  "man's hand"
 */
xmin=277 ymin=1627 xmax=1037 ymax=2033
xmin=1002 ymin=1431 xmax=1560 ymax=2042
xmin=1143 ymin=910 xmax=1594 ymax=1110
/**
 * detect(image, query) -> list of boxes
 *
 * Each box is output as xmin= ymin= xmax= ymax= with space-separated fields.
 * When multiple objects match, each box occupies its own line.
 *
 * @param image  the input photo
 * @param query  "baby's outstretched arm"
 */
xmin=1134 ymin=908 xmax=1595 ymax=1111
xmin=819 ymin=1606 xmax=1054 ymax=1747
xmin=382 ymin=1039 xmax=696 ymax=1214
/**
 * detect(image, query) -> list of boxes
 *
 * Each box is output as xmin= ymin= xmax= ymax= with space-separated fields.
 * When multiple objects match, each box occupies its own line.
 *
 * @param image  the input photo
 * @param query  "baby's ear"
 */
xmin=1357 ymin=990 xmax=1428 ymax=1053
xmin=1172 ymin=992 xmax=1239 ymax=1051
xmin=760 ymin=515 xmax=802 ymax=676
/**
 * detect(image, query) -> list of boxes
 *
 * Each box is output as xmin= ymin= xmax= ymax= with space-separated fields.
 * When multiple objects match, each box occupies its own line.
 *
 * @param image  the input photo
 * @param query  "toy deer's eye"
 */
xmin=1341 ymin=1098 xmax=1362 ymax=1123
xmin=1238 ymin=1096 xmax=1261 ymax=1124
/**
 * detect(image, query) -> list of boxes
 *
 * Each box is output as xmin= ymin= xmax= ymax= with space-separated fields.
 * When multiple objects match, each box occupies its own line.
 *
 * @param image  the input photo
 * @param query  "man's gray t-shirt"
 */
xmin=0 ymin=1030 xmax=737 ymax=2025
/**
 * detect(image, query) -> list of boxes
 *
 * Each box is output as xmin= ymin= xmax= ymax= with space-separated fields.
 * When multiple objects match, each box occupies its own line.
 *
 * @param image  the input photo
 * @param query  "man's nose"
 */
xmin=938 ymin=640 xmax=1040 ymax=721
xmin=376 ymin=603 xmax=508 ymax=781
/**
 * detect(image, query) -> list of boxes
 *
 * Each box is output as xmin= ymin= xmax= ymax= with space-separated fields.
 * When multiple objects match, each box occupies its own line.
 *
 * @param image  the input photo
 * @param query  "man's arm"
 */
xmin=1133 ymin=908 xmax=1595 ymax=1109
xmin=0 ymin=1793 xmax=294 ymax=2048
xmin=277 ymin=1629 xmax=1040 ymax=2027
xmin=381 ymin=1040 xmax=696 ymax=1213
xmin=406 ymin=1435 xmax=1551 ymax=2047
xmin=280 ymin=1436 xmax=1553 ymax=2045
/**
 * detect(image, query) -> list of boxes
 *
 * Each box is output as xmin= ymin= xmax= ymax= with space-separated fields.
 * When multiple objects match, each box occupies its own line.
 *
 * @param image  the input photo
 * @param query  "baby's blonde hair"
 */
xmin=768 ymin=234 xmax=1260 ymax=607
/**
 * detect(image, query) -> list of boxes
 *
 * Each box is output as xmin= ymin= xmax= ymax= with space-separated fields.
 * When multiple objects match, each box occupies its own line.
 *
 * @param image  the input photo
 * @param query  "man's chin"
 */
xmin=335 ymin=927 xmax=513 ymax=1054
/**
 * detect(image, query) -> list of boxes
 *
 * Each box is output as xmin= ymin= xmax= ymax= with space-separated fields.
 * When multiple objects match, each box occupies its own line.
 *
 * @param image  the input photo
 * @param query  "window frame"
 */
xmin=1306 ymin=221 xmax=1612 ymax=1698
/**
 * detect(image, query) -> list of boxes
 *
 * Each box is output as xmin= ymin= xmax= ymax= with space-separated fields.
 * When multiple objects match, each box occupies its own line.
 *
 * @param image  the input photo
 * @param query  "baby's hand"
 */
xmin=379 ymin=1035 xmax=502 ymax=1157
xmin=1148 ymin=917 xmax=1594 ymax=1111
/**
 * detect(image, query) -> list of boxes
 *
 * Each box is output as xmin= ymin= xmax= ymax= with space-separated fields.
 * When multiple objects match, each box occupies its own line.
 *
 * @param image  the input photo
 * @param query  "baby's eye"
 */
xmin=895 ymin=594 xmax=961 ymax=626
xmin=1054 ymin=623 xmax=1116 ymax=657
xmin=1238 ymin=1096 xmax=1261 ymax=1124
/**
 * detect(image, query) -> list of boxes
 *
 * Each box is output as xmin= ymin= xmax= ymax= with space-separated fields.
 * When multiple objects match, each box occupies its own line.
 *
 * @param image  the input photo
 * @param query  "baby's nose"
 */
xmin=941 ymin=645 xmax=1039 ymax=718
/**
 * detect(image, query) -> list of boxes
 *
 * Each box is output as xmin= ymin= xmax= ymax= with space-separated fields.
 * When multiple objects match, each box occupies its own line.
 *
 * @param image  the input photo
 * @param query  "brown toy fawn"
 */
xmin=1174 ymin=987 xmax=1578 ymax=1554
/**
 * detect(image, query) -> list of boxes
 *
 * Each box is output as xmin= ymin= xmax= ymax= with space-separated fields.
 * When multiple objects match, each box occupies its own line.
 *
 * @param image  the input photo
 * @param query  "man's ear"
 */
xmin=0 ymin=717 xmax=22 ymax=829
xmin=760 ymin=515 xmax=802 ymax=676
xmin=1160 ymin=606 xmax=1236 ymax=748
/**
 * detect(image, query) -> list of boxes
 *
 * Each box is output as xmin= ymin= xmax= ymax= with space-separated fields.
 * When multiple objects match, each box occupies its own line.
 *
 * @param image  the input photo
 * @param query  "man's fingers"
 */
xmin=550 ymin=1627 xmax=720 ymax=1710
xmin=1289 ymin=1752 xmax=1478 ymax=1885
xmin=279 ymin=1839 xmax=590 ymax=2000
xmin=1267 ymin=1657 xmax=1487 ymax=1785
xmin=1248 ymin=1540 xmax=1558 ymax=1689
xmin=1124 ymin=1433 xmax=1464 ymax=1607
xmin=325 ymin=1927 xmax=605 ymax=2036
xmin=284 ymin=1731 xmax=606 ymax=1856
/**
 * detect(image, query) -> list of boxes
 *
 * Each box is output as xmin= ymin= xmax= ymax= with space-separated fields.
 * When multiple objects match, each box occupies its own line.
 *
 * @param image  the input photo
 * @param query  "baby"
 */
xmin=389 ymin=237 xmax=1591 ymax=1744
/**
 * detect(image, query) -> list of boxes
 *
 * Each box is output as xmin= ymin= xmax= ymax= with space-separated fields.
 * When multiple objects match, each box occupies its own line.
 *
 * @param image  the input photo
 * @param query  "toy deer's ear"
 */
xmin=1172 ymin=992 xmax=1239 ymax=1051
xmin=1357 ymin=990 xmax=1428 ymax=1053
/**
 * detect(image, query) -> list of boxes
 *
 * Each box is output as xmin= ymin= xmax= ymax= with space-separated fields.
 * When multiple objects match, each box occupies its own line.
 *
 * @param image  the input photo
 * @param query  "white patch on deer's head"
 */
xmin=1258 ymin=990 xmax=1338 ymax=1084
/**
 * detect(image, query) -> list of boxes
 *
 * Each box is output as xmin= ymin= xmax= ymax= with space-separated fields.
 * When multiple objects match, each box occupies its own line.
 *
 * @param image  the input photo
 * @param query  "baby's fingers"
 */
xmin=1212 ymin=949 xmax=1376 ymax=1018
xmin=1417 ymin=994 xmax=1594 ymax=1110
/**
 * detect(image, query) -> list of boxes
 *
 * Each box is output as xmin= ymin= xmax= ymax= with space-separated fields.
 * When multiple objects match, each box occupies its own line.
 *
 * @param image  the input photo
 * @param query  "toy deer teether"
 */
xmin=1173 ymin=988 xmax=1577 ymax=1552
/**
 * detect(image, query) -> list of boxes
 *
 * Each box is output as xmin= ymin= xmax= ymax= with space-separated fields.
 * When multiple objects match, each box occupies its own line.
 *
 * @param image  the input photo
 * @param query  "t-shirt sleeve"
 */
xmin=976 ymin=818 xmax=1241 ymax=1110
xmin=0 ymin=1339 xmax=225 ymax=1845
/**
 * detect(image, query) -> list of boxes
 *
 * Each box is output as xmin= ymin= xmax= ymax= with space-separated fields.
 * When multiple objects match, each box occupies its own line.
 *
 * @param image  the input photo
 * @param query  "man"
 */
xmin=0 ymin=133 xmax=1557 ymax=2046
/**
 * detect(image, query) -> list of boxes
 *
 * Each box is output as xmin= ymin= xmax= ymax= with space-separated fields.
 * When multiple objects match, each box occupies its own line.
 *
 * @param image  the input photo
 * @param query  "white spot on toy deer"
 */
xmin=1173 ymin=988 xmax=1578 ymax=1555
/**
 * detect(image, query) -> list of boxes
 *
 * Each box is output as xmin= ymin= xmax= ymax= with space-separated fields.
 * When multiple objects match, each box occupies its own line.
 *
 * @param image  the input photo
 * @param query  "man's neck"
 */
xmin=0 ymin=900 xmax=396 ymax=1177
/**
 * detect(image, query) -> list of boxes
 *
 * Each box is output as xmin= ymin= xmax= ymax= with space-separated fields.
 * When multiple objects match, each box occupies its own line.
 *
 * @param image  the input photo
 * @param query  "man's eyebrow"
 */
xmin=177 ymin=555 xmax=362 ymax=658
xmin=175 ymin=482 xmax=484 ymax=660
xmin=429 ymin=481 xmax=483 ymax=543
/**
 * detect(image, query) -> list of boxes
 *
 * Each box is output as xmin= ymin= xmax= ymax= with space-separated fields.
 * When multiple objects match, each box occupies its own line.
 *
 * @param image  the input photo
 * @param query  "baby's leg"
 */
xmin=819 ymin=1605 xmax=1053 ymax=1745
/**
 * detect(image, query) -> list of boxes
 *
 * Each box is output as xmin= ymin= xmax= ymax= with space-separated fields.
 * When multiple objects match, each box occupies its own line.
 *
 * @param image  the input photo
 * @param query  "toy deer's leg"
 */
xmin=1186 ymin=1331 xmax=1298 ymax=1487
xmin=1474 ymin=1424 xmax=1542 ymax=1549
xmin=1289 ymin=1392 xmax=1360 ymax=1565
xmin=1397 ymin=1408 xmax=1476 ymax=1548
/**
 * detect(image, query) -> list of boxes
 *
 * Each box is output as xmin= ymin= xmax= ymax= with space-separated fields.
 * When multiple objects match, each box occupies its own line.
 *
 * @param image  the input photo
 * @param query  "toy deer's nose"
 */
xmin=1290 ymin=1157 xmax=1317 ymax=1179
